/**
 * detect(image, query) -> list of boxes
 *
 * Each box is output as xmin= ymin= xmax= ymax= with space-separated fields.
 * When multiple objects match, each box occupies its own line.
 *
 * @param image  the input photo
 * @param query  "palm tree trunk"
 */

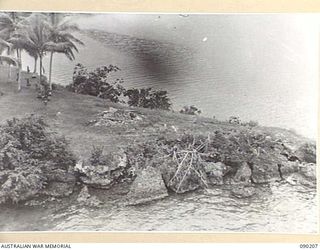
xmin=19 ymin=49 xmax=22 ymax=68
xmin=49 ymin=51 xmax=54 ymax=90
xmin=17 ymin=49 xmax=21 ymax=91
xmin=39 ymin=55 xmax=43 ymax=87
xmin=33 ymin=57 xmax=37 ymax=73
xmin=7 ymin=60 xmax=11 ymax=80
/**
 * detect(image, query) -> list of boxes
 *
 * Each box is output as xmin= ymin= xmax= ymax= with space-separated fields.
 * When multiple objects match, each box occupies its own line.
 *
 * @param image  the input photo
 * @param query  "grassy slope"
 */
xmin=0 ymin=78 xmax=310 ymax=161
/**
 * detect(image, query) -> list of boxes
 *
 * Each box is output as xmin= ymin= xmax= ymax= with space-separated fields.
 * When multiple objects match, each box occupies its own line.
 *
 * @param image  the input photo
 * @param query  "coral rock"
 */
xmin=126 ymin=166 xmax=168 ymax=205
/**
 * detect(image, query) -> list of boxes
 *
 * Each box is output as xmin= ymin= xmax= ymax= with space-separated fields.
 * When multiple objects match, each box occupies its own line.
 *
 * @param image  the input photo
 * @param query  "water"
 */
xmin=21 ymin=14 xmax=319 ymax=139
xmin=0 ymin=182 xmax=317 ymax=232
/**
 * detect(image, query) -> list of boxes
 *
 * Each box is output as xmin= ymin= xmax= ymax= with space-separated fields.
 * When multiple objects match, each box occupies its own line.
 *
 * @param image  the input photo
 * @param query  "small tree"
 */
xmin=180 ymin=105 xmax=201 ymax=115
xmin=68 ymin=63 xmax=125 ymax=103
xmin=124 ymin=87 xmax=171 ymax=110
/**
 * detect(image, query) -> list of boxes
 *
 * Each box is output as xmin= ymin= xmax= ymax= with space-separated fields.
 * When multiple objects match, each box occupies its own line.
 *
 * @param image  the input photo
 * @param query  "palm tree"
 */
xmin=0 ymin=12 xmax=32 ymax=56
xmin=0 ymin=36 xmax=11 ymax=55
xmin=0 ymin=12 xmax=25 ymax=90
xmin=46 ymin=13 xmax=84 ymax=90
xmin=18 ymin=13 xmax=51 ymax=88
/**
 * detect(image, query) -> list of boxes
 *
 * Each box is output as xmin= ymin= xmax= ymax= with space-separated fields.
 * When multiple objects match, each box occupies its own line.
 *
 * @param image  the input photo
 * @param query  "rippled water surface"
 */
xmin=0 ymin=183 xmax=317 ymax=232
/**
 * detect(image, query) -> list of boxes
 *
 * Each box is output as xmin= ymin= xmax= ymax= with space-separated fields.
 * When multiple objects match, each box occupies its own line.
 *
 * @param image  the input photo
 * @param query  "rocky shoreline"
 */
xmin=0 ymin=85 xmax=317 ymax=209
xmin=23 ymin=126 xmax=316 ymax=208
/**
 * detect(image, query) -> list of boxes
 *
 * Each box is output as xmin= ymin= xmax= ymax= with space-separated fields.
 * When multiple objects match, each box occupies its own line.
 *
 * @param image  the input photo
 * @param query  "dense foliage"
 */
xmin=0 ymin=115 xmax=76 ymax=203
xmin=124 ymin=88 xmax=171 ymax=110
xmin=67 ymin=63 xmax=125 ymax=103
xmin=68 ymin=64 xmax=172 ymax=110
xmin=180 ymin=105 xmax=202 ymax=115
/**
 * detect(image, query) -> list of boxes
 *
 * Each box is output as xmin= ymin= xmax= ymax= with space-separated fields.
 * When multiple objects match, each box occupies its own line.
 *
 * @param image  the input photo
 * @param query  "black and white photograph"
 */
xmin=0 ymin=12 xmax=318 ymax=232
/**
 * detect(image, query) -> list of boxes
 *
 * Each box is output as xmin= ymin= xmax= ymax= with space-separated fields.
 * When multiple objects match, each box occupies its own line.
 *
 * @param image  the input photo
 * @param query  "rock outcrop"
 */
xmin=203 ymin=162 xmax=230 ymax=185
xmin=41 ymin=166 xmax=76 ymax=197
xmin=77 ymin=185 xmax=102 ymax=207
xmin=126 ymin=166 xmax=168 ymax=205
xmin=233 ymin=162 xmax=252 ymax=183
xmin=294 ymin=142 xmax=316 ymax=163
xmin=160 ymin=158 xmax=204 ymax=193
xmin=249 ymin=154 xmax=283 ymax=183
xmin=75 ymin=154 xmax=128 ymax=189
xmin=279 ymin=161 xmax=299 ymax=178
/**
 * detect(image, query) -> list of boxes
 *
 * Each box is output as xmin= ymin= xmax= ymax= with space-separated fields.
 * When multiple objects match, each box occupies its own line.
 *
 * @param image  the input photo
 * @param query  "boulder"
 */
xmin=279 ymin=161 xmax=299 ymax=178
xmin=231 ymin=185 xmax=256 ymax=198
xmin=160 ymin=159 xmax=203 ymax=193
xmin=294 ymin=142 xmax=316 ymax=163
xmin=77 ymin=185 xmax=91 ymax=202
xmin=41 ymin=166 xmax=76 ymax=197
xmin=77 ymin=185 xmax=102 ymax=207
xmin=203 ymin=162 xmax=230 ymax=185
xmin=285 ymin=173 xmax=316 ymax=188
xmin=250 ymin=155 xmax=282 ymax=183
xmin=233 ymin=162 xmax=252 ymax=183
xmin=284 ymin=163 xmax=316 ymax=188
xmin=75 ymin=154 xmax=128 ymax=189
xmin=299 ymin=163 xmax=316 ymax=182
xmin=45 ymin=166 xmax=76 ymax=184
xmin=126 ymin=166 xmax=168 ymax=205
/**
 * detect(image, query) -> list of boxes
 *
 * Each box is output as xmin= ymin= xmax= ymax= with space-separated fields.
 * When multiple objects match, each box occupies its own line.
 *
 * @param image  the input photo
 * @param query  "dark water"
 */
xmin=21 ymin=14 xmax=318 ymax=139
xmin=0 ymin=182 xmax=317 ymax=232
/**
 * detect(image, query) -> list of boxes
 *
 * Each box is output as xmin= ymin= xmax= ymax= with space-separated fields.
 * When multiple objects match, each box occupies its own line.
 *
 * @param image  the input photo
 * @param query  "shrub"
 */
xmin=0 ymin=115 xmax=76 ymax=204
xmin=124 ymin=87 xmax=171 ymax=110
xmin=89 ymin=145 xmax=108 ymax=166
xmin=68 ymin=64 xmax=173 ymax=110
xmin=228 ymin=116 xmax=241 ymax=125
xmin=67 ymin=63 xmax=125 ymax=103
xmin=180 ymin=105 xmax=202 ymax=115
xmin=241 ymin=120 xmax=259 ymax=127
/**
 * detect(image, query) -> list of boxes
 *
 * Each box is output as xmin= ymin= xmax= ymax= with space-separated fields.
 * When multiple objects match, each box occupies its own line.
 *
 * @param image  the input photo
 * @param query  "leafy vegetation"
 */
xmin=68 ymin=63 xmax=125 ymax=103
xmin=0 ymin=115 xmax=76 ymax=204
xmin=228 ymin=116 xmax=241 ymax=125
xmin=89 ymin=145 xmax=108 ymax=166
xmin=180 ymin=105 xmax=202 ymax=115
xmin=68 ymin=64 xmax=172 ymax=110
xmin=124 ymin=88 xmax=171 ymax=110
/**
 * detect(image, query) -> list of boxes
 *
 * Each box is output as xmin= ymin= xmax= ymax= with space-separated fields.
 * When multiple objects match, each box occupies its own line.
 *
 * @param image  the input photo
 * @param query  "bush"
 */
xmin=228 ymin=116 xmax=241 ymax=125
xmin=0 ymin=115 xmax=76 ymax=204
xmin=89 ymin=145 xmax=108 ymax=166
xmin=180 ymin=105 xmax=202 ymax=115
xmin=68 ymin=64 xmax=172 ymax=110
xmin=67 ymin=63 xmax=125 ymax=103
xmin=241 ymin=120 xmax=259 ymax=127
xmin=124 ymin=88 xmax=171 ymax=110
